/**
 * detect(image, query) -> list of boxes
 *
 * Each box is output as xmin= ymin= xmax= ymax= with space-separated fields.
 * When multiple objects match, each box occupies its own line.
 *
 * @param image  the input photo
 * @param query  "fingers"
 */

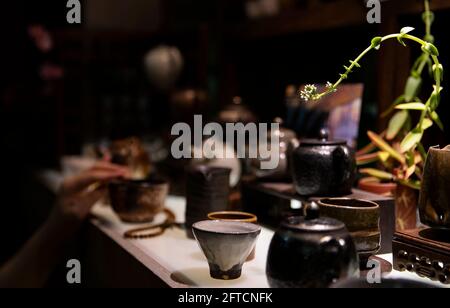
xmin=61 ymin=162 xmax=130 ymax=195
xmin=62 ymin=187 xmax=107 ymax=220
xmin=90 ymin=161 xmax=130 ymax=174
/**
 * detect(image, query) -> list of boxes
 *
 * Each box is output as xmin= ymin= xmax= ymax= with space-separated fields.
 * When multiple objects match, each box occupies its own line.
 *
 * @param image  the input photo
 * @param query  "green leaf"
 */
xmin=404 ymin=76 xmax=422 ymax=102
xmin=427 ymin=58 xmax=434 ymax=76
xmin=433 ymin=64 xmax=444 ymax=82
xmin=421 ymin=43 xmax=439 ymax=56
xmin=400 ymin=27 xmax=415 ymax=34
xmin=429 ymin=86 xmax=443 ymax=112
xmin=349 ymin=60 xmax=361 ymax=68
xmin=397 ymin=28 xmax=414 ymax=47
xmin=386 ymin=110 xmax=408 ymax=140
xmin=356 ymin=142 xmax=377 ymax=156
xmin=417 ymin=142 xmax=427 ymax=161
xmin=421 ymin=118 xmax=433 ymax=130
xmin=398 ymin=179 xmax=421 ymax=190
xmin=430 ymin=111 xmax=444 ymax=131
xmin=371 ymin=37 xmax=382 ymax=50
xmin=377 ymin=151 xmax=390 ymax=162
xmin=395 ymin=102 xmax=427 ymax=111
xmin=400 ymin=130 xmax=423 ymax=153
xmin=422 ymin=11 xmax=435 ymax=24
xmin=367 ymin=131 xmax=405 ymax=164
xmin=424 ymin=34 xmax=435 ymax=44
xmin=405 ymin=151 xmax=415 ymax=167
xmin=381 ymin=95 xmax=405 ymax=118
xmin=397 ymin=36 xmax=407 ymax=47
xmin=360 ymin=169 xmax=394 ymax=181
xmin=356 ymin=152 xmax=379 ymax=166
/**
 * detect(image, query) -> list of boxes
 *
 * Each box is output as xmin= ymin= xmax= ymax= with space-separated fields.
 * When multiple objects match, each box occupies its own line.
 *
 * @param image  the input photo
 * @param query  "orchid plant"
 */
xmin=299 ymin=0 xmax=443 ymax=190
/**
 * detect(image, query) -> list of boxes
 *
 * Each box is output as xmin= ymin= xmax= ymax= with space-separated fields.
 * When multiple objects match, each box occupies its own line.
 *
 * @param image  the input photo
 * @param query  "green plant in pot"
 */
xmin=299 ymin=1 xmax=444 ymax=231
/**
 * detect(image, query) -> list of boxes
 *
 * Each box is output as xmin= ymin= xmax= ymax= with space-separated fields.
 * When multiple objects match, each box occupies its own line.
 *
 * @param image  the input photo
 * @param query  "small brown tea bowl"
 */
xmin=109 ymin=178 xmax=169 ymax=223
xmin=318 ymin=198 xmax=381 ymax=265
xmin=192 ymin=220 xmax=261 ymax=280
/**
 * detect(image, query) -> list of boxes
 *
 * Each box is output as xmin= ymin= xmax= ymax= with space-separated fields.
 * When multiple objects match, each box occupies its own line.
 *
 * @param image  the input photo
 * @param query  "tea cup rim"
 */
xmin=192 ymin=220 xmax=261 ymax=235
xmin=318 ymin=198 xmax=379 ymax=211
xmin=207 ymin=211 xmax=257 ymax=223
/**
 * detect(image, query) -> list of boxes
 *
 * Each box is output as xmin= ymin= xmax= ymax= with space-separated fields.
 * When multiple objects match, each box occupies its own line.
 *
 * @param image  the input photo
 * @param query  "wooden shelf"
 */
xmin=226 ymin=0 xmax=450 ymax=40
xmin=227 ymin=0 xmax=368 ymax=39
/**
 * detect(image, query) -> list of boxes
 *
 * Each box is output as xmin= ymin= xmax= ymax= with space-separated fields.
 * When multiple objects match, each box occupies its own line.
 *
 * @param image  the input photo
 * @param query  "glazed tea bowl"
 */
xmin=318 ymin=198 xmax=381 ymax=265
xmin=109 ymin=178 xmax=169 ymax=223
xmin=207 ymin=211 xmax=258 ymax=261
xmin=192 ymin=220 xmax=261 ymax=280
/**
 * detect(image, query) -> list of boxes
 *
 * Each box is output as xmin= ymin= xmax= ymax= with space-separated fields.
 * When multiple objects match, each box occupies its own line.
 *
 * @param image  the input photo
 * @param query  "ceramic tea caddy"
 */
xmin=290 ymin=129 xmax=356 ymax=196
xmin=419 ymin=145 xmax=450 ymax=229
xmin=266 ymin=202 xmax=359 ymax=288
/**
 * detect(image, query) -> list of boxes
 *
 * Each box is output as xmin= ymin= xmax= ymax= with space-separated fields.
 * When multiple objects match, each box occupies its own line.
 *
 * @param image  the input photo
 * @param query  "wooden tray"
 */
xmin=393 ymin=229 xmax=450 ymax=285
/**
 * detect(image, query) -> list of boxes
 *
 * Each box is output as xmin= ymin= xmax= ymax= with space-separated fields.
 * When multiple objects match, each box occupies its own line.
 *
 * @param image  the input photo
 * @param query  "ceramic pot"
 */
xmin=290 ymin=129 xmax=356 ymax=196
xmin=249 ymin=117 xmax=297 ymax=181
xmin=419 ymin=145 xmax=450 ymax=229
xmin=266 ymin=202 xmax=359 ymax=288
xmin=109 ymin=178 xmax=169 ymax=223
xmin=317 ymin=198 xmax=381 ymax=266
xmin=192 ymin=220 xmax=261 ymax=280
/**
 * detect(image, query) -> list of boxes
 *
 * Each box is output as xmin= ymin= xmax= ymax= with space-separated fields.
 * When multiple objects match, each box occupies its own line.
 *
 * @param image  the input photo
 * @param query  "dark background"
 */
xmin=1 ymin=0 xmax=449 ymax=166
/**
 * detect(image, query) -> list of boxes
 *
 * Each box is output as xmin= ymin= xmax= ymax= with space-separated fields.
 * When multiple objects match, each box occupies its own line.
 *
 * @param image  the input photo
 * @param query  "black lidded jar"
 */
xmin=266 ymin=203 xmax=359 ymax=288
xmin=290 ymin=129 xmax=356 ymax=196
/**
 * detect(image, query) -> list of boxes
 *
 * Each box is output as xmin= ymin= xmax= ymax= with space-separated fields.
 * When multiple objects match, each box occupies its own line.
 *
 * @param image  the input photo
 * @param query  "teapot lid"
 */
xmin=300 ymin=129 xmax=346 ymax=146
xmin=282 ymin=202 xmax=345 ymax=232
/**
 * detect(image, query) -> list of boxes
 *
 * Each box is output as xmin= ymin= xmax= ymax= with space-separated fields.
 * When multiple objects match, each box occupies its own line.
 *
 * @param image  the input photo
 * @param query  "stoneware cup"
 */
xmin=318 ymin=198 xmax=381 ymax=266
xmin=207 ymin=211 xmax=258 ymax=261
xmin=192 ymin=220 xmax=261 ymax=280
xmin=109 ymin=178 xmax=169 ymax=223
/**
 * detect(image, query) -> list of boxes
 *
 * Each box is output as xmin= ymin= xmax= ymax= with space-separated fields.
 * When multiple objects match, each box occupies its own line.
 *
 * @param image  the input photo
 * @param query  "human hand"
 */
xmin=51 ymin=162 xmax=130 ymax=227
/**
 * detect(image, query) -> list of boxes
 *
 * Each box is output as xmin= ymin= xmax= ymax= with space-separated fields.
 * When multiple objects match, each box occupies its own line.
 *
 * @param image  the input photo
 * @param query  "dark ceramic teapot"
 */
xmin=266 ymin=202 xmax=359 ymax=288
xmin=290 ymin=129 xmax=356 ymax=196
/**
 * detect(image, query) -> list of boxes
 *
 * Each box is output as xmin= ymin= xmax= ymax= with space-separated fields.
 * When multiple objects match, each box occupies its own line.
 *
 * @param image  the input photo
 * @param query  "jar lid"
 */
xmin=300 ymin=129 xmax=346 ymax=146
xmin=282 ymin=201 xmax=345 ymax=232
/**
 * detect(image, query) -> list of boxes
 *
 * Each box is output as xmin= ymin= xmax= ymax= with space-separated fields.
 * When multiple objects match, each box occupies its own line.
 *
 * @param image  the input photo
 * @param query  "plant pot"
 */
xmin=358 ymin=177 xmax=397 ymax=196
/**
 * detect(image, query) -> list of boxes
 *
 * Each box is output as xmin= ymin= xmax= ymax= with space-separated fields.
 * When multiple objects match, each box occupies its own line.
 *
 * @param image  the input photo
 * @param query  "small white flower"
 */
xmin=326 ymin=82 xmax=337 ymax=93
xmin=299 ymin=84 xmax=318 ymax=101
